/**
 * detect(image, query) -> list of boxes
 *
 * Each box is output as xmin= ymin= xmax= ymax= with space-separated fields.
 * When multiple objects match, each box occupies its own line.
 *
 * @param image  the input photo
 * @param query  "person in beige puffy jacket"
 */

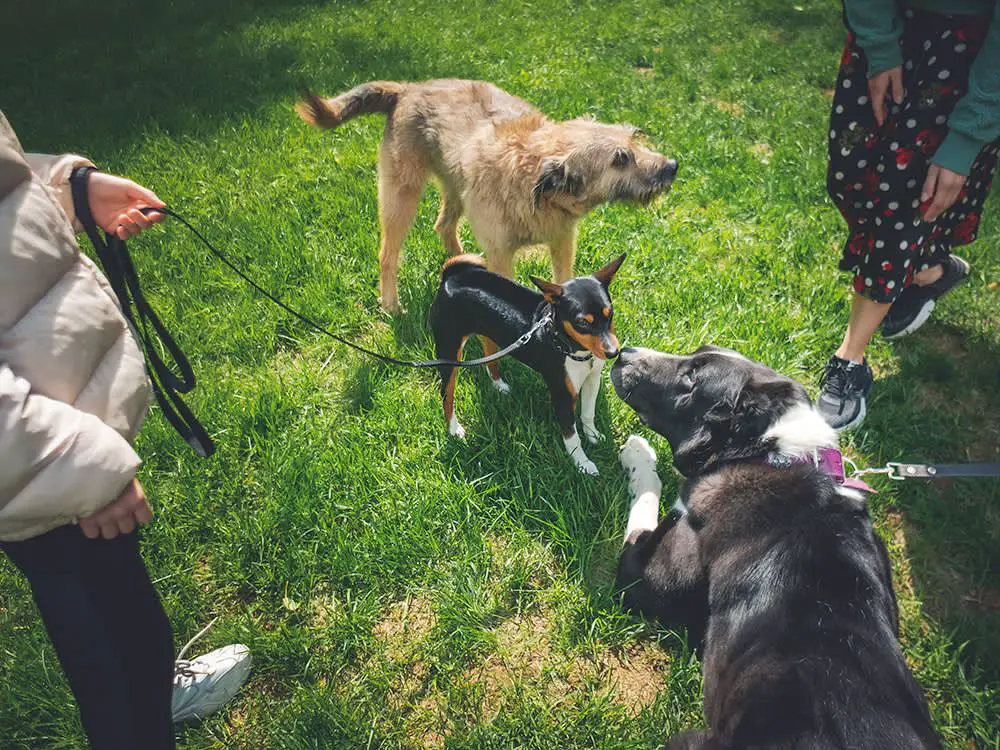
xmin=0 ymin=111 xmax=249 ymax=749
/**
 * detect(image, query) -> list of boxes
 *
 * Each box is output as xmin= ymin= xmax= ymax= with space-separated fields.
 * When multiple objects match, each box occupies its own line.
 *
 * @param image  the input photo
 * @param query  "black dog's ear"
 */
xmin=532 ymin=157 xmax=584 ymax=207
xmin=733 ymin=379 xmax=803 ymax=434
xmin=728 ymin=390 xmax=770 ymax=436
xmin=671 ymin=424 xmax=716 ymax=478
xmin=530 ymin=276 xmax=564 ymax=304
xmin=593 ymin=253 xmax=627 ymax=286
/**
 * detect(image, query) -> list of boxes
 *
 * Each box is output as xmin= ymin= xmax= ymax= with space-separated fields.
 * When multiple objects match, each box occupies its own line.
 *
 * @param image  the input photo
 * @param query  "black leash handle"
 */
xmin=886 ymin=462 xmax=1000 ymax=480
xmin=71 ymin=170 xmax=214 ymax=457
xmin=138 ymin=206 xmax=549 ymax=369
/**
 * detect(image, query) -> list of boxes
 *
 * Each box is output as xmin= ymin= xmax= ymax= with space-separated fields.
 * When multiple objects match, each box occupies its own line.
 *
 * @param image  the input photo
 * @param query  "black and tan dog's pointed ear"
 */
xmin=530 ymin=275 xmax=564 ymax=304
xmin=593 ymin=253 xmax=627 ymax=286
xmin=532 ymin=157 xmax=584 ymax=208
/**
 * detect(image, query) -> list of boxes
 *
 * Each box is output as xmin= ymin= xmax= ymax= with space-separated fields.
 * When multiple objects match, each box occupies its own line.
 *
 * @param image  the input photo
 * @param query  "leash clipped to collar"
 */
xmin=70 ymin=186 xmax=552 ymax=452
xmin=768 ymin=445 xmax=1000 ymax=494
xmin=767 ymin=447 xmax=876 ymax=493
xmin=70 ymin=185 xmax=553 ymax=456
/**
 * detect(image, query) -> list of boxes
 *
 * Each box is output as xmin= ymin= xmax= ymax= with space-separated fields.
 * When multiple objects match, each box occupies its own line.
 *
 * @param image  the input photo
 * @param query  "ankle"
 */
xmin=834 ymin=348 xmax=864 ymax=365
xmin=913 ymin=264 xmax=944 ymax=286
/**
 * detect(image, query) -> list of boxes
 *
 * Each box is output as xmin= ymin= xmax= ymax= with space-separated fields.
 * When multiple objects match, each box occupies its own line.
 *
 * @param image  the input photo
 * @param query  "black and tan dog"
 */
xmin=610 ymin=345 xmax=940 ymax=749
xmin=429 ymin=253 xmax=624 ymax=474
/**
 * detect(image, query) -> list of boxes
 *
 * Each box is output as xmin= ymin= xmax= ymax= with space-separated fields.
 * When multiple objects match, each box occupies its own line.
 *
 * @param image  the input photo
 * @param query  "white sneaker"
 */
xmin=171 ymin=623 xmax=252 ymax=723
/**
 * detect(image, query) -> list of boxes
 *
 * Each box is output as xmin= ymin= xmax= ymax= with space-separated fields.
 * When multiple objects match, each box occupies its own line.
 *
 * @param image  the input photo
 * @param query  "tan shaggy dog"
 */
xmin=297 ymin=79 xmax=677 ymax=313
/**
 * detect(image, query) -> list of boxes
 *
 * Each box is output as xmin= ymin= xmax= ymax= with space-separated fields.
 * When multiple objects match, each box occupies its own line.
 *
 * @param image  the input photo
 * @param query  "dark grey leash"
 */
xmin=851 ymin=461 xmax=1000 ymax=481
xmin=139 ymin=206 xmax=549 ymax=369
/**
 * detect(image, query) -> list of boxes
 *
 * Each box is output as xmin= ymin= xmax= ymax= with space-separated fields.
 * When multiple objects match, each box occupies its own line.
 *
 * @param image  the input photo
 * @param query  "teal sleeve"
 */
xmin=935 ymin=5 xmax=1000 ymax=175
xmin=844 ymin=0 xmax=904 ymax=76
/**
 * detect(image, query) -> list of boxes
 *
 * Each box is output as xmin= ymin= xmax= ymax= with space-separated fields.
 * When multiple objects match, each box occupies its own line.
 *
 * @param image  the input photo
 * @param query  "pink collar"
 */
xmin=766 ymin=447 xmax=876 ymax=493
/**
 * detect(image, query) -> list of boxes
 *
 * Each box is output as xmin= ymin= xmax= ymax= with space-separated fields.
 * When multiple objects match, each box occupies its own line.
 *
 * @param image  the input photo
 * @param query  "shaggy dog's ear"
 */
xmin=532 ymin=157 xmax=584 ymax=207
xmin=530 ymin=276 xmax=564 ymax=304
xmin=593 ymin=253 xmax=626 ymax=286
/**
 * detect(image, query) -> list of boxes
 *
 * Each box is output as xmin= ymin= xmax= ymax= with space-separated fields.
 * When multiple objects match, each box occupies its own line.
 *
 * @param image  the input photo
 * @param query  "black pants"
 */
xmin=1 ymin=525 xmax=176 ymax=750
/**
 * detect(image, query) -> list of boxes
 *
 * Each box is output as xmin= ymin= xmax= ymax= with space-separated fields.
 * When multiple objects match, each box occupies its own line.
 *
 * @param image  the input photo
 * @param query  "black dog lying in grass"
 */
xmin=610 ymin=345 xmax=940 ymax=749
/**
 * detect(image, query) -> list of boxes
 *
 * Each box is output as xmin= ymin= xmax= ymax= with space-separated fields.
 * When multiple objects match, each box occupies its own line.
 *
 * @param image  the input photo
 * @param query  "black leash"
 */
xmin=136 ymin=206 xmax=551 ymax=369
xmin=71 ymin=169 xmax=215 ymax=457
xmin=68 ymin=178 xmax=554 ymax=455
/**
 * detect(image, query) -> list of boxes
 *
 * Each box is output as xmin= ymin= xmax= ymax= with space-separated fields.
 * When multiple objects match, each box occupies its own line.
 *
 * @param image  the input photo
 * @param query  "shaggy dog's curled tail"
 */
xmin=296 ymin=82 xmax=405 ymax=129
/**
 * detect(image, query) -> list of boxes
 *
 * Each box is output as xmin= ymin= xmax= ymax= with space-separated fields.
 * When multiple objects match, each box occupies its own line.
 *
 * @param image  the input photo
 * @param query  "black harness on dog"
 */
xmin=539 ymin=302 xmax=594 ymax=362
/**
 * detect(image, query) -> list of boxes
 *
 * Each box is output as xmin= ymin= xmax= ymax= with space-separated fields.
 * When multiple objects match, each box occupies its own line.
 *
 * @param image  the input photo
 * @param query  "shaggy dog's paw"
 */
xmin=582 ymin=422 xmax=604 ymax=445
xmin=576 ymin=457 xmax=600 ymax=476
xmin=620 ymin=435 xmax=657 ymax=476
xmin=380 ymin=297 xmax=404 ymax=316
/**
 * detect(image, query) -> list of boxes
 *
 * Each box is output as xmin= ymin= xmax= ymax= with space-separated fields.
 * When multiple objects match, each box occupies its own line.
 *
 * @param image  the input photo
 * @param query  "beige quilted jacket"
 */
xmin=0 ymin=111 xmax=152 ymax=541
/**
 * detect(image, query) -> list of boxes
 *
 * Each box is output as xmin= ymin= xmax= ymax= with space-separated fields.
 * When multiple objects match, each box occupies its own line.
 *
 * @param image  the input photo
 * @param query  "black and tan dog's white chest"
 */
xmin=428 ymin=253 xmax=625 ymax=474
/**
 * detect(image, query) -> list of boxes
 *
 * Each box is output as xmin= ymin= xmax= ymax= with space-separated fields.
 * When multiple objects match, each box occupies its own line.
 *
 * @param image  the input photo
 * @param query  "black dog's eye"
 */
xmin=611 ymin=148 xmax=632 ymax=168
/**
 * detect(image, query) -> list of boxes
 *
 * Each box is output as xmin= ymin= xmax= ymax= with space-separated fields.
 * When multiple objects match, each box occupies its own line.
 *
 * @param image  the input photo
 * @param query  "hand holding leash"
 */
xmin=86 ymin=172 xmax=166 ymax=239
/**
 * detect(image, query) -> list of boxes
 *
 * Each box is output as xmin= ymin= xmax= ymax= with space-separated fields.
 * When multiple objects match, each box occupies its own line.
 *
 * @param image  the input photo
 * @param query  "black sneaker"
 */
xmin=817 ymin=355 xmax=874 ymax=431
xmin=881 ymin=255 xmax=971 ymax=340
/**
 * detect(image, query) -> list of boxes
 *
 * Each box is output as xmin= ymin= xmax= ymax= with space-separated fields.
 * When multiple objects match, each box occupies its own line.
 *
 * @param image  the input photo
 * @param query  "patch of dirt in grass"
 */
xmin=714 ymin=99 xmax=744 ymax=117
xmin=373 ymin=595 xmax=449 ymax=744
xmin=821 ymin=88 xmax=835 ymax=100
xmin=751 ymin=142 xmax=773 ymax=164
xmin=461 ymin=607 xmax=669 ymax=719
xmin=592 ymin=642 xmax=671 ymax=715
xmin=468 ymin=612 xmax=553 ymax=715
xmin=375 ymin=594 xmax=437 ymax=662
xmin=191 ymin=555 xmax=214 ymax=591
xmin=634 ymin=65 xmax=654 ymax=76
xmin=881 ymin=510 xmax=918 ymax=602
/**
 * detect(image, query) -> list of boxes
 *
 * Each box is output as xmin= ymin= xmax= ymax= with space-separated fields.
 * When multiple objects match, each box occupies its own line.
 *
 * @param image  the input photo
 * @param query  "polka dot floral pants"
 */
xmin=827 ymin=6 xmax=999 ymax=304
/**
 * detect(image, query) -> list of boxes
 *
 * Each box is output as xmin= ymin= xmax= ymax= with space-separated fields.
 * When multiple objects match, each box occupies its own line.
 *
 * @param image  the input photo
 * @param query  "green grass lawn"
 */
xmin=3 ymin=0 xmax=1000 ymax=746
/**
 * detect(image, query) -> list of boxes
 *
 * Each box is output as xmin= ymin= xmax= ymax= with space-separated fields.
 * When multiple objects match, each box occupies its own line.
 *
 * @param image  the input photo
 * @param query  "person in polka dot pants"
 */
xmin=819 ymin=0 xmax=1000 ymax=431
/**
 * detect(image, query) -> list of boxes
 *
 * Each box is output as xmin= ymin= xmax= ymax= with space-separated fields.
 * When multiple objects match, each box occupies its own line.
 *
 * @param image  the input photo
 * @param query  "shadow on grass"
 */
xmin=434 ymin=359 xmax=626 ymax=568
xmin=340 ymin=358 xmax=394 ymax=415
xmin=4 ymin=0 xmax=417 ymax=155
xmin=866 ymin=322 xmax=1000 ymax=679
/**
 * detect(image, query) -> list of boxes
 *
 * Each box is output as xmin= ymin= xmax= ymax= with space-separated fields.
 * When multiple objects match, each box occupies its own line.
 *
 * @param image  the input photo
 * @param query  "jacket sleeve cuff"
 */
xmin=932 ymin=131 xmax=983 ymax=176
xmin=0 ymin=365 xmax=141 ymax=542
xmin=864 ymin=41 xmax=904 ymax=77
xmin=23 ymin=153 xmax=96 ymax=231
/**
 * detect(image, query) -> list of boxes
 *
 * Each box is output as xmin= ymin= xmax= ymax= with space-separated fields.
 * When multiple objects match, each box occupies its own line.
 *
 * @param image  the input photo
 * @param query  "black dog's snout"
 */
xmin=658 ymin=160 xmax=678 ymax=182
xmin=615 ymin=346 xmax=638 ymax=365
xmin=610 ymin=348 xmax=637 ymax=395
